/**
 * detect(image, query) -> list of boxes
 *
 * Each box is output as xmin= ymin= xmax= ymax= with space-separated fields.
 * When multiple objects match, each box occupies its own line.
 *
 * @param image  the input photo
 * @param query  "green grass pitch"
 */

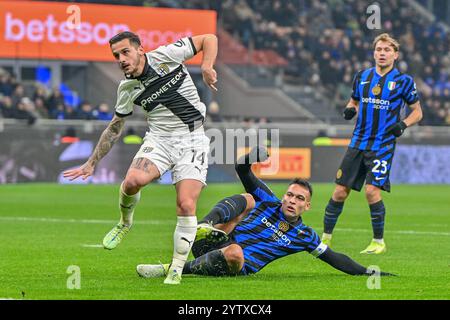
xmin=0 ymin=183 xmax=449 ymax=300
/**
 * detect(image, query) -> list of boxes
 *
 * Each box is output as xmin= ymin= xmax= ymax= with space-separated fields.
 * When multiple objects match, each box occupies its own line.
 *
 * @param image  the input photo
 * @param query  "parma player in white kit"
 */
xmin=64 ymin=31 xmax=218 ymax=285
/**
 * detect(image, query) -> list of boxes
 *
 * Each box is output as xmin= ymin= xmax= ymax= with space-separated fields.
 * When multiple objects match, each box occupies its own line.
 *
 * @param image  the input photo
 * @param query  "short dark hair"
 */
xmin=289 ymin=178 xmax=313 ymax=198
xmin=109 ymin=31 xmax=141 ymax=47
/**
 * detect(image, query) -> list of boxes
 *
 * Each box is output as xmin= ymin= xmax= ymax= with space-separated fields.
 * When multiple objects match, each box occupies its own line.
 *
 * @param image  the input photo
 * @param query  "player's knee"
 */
xmin=365 ymin=185 xmax=381 ymax=202
xmin=177 ymin=198 xmax=197 ymax=215
xmin=122 ymin=176 xmax=146 ymax=194
xmin=241 ymin=193 xmax=256 ymax=213
xmin=333 ymin=186 xmax=350 ymax=202
xmin=223 ymin=244 xmax=244 ymax=273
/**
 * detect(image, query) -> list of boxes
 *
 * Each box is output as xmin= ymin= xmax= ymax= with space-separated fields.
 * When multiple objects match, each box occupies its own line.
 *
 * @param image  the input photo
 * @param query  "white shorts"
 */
xmin=133 ymin=130 xmax=210 ymax=185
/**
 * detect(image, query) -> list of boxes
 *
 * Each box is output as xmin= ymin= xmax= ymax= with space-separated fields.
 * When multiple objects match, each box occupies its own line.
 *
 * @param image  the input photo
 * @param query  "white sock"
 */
xmin=373 ymin=238 xmax=384 ymax=244
xmin=119 ymin=182 xmax=141 ymax=226
xmin=169 ymin=216 xmax=197 ymax=275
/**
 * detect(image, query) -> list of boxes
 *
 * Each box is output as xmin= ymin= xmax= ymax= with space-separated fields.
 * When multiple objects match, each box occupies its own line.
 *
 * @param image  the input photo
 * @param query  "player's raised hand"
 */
xmin=63 ymin=162 xmax=95 ymax=181
xmin=202 ymin=67 xmax=218 ymax=92
xmin=248 ymin=146 xmax=269 ymax=163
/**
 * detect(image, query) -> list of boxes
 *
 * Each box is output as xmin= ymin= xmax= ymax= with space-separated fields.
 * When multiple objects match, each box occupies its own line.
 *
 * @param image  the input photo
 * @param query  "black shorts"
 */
xmin=335 ymin=145 xmax=396 ymax=192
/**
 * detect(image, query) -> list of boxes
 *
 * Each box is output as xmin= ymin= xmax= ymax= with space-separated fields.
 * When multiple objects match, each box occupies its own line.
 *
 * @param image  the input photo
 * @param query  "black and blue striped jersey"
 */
xmin=349 ymin=67 xmax=419 ymax=151
xmin=231 ymin=168 xmax=326 ymax=275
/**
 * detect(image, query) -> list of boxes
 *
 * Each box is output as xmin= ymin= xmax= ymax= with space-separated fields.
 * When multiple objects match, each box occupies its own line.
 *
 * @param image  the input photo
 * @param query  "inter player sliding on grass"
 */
xmin=137 ymin=147 xmax=394 ymax=278
xmin=322 ymin=33 xmax=423 ymax=254
xmin=63 ymin=31 xmax=218 ymax=285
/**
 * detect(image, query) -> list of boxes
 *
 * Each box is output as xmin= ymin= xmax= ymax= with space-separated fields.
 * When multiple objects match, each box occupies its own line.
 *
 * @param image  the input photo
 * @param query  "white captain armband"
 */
xmin=310 ymin=242 xmax=328 ymax=258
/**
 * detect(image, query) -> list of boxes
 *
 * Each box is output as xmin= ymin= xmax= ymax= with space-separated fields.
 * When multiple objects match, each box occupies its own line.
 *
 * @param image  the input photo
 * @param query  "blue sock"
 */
xmin=199 ymin=195 xmax=247 ymax=225
xmin=370 ymin=200 xmax=386 ymax=240
xmin=324 ymin=198 xmax=344 ymax=234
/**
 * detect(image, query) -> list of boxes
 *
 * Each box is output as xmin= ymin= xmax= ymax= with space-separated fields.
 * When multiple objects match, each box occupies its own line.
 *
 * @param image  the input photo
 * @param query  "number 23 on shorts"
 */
xmin=372 ymin=159 xmax=388 ymax=175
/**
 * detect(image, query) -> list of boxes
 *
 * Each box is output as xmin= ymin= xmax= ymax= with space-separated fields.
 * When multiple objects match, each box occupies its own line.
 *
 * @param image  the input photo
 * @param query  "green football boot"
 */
xmin=360 ymin=239 xmax=387 ymax=254
xmin=321 ymin=233 xmax=332 ymax=248
xmin=102 ymin=223 xmax=130 ymax=250
xmin=195 ymin=222 xmax=228 ymax=243
xmin=164 ymin=267 xmax=182 ymax=285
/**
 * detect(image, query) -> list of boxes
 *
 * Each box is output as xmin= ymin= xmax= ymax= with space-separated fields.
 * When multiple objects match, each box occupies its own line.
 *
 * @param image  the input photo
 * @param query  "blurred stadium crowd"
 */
xmin=0 ymin=70 xmax=113 ymax=123
xmin=216 ymin=0 xmax=450 ymax=125
xmin=1 ymin=0 xmax=449 ymax=126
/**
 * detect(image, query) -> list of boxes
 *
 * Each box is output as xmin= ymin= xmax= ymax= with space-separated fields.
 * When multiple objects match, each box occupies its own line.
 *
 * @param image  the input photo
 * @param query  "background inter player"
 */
xmin=322 ymin=33 xmax=423 ymax=254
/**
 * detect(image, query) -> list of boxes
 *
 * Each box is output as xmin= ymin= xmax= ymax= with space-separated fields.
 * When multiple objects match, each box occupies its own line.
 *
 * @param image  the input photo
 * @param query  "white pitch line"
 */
xmin=0 ymin=216 xmax=448 ymax=237
xmin=0 ymin=216 xmax=165 ymax=225
xmin=335 ymin=227 xmax=450 ymax=237
xmin=81 ymin=244 xmax=104 ymax=248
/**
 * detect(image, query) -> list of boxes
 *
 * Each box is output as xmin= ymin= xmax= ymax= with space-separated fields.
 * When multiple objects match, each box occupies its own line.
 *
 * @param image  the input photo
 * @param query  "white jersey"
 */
xmin=114 ymin=37 xmax=206 ymax=135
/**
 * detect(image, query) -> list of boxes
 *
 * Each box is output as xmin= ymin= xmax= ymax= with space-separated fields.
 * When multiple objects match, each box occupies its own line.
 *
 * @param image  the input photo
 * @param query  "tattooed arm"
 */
xmin=63 ymin=115 xmax=125 ymax=180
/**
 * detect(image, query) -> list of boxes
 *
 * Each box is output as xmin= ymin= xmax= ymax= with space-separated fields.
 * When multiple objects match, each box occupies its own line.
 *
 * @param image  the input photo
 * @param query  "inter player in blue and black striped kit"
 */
xmin=322 ymin=33 xmax=423 ymax=254
xmin=137 ymin=147 xmax=393 ymax=278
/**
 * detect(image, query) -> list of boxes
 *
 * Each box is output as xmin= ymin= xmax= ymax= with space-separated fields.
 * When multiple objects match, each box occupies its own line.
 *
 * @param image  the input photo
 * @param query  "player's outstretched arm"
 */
xmin=403 ymin=101 xmax=423 ymax=127
xmin=235 ymin=146 xmax=276 ymax=201
xmin=318 ymin=247 xmax=395 ymax=276
xmin=63 ymin=115 xmax=125 ymax=181
xmin=191 ymin=34 xmax=218 ymax=92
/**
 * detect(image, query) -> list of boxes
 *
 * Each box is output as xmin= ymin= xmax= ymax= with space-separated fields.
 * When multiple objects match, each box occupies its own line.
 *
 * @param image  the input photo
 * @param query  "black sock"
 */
xmin=370 ymin=200 xmax=385 ymax=240
xmin=323 ymin=198 xmax=344 ymax=234
xmin=199 ymin=194 xmax=247 ymax=225
xmin=191 ymin=237 xmax=228 ymax=258
xmin=183 ymin=249 xmax=233 ymax=276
